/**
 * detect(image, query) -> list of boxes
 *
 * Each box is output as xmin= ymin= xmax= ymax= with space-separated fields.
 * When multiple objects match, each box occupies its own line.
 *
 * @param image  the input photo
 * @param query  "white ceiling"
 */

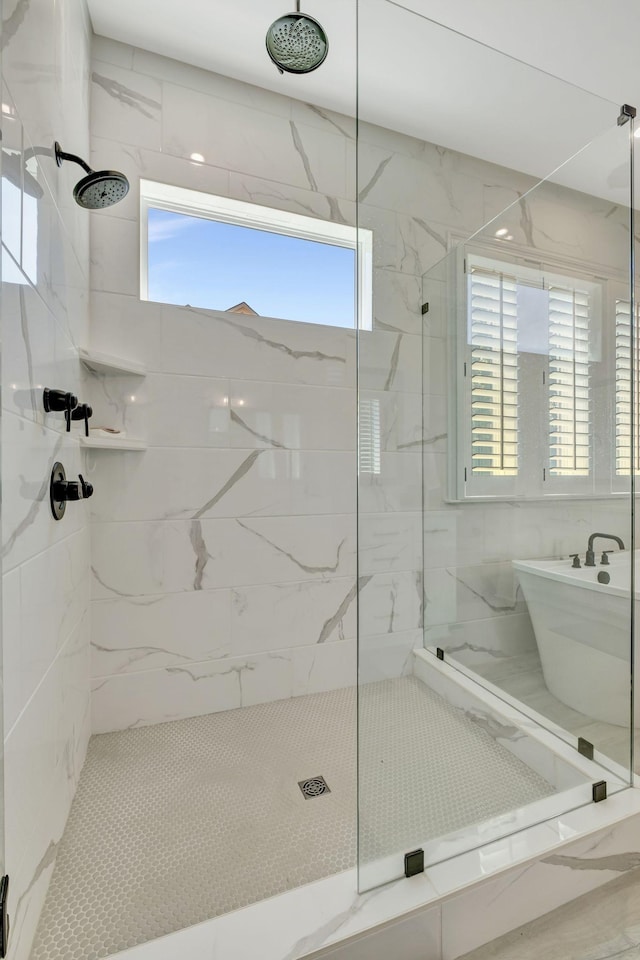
xmin=87 ymin=0 xmax=640 ymax=201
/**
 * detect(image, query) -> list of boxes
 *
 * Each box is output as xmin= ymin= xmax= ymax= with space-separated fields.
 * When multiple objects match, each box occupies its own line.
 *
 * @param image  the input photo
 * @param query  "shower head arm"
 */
xmin=54 ymin=142 xmax=92 ymax=175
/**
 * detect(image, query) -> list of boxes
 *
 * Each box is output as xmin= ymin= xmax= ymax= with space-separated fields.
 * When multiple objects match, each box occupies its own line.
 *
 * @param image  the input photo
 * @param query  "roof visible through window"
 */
xmin=147 ymin=207 xmax=357 ymax=328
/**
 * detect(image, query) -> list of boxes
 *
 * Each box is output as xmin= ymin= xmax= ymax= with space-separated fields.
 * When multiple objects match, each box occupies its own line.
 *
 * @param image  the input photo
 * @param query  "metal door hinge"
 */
xmin=592 ymin=781 xmax=607 ymax=803
xmin=404 ymin=848 xmax=424 ymax=877
xmin=578 ymin=737 xmax=594 ymax=761
xmin=436 ymin=647 xmax=445 ymax=661
xmin=618 ymin=103 xmax=637 ymax=126
xmin=421 ymin=302 xmax=429 ymax=315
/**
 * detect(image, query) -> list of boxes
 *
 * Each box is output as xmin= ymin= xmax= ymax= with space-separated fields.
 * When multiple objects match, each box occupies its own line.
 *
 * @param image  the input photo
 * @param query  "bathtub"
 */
xmin=513 ymin=551 xmax=635 ymax=727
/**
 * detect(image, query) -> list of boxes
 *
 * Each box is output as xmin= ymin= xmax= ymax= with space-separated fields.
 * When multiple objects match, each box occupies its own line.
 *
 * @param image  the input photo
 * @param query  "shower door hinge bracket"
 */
xmin=592 ymin=781 xmax=607 ymax=803
xmin=578 ymin=737 xmax=594 ymax=761
xmin=421 ymin=302 xmax=429 ymax=315
xmin=618 ymin=103 xmax=637 ymax=126
xmin=404 ymin=848 xmax=425 ymax=878
xmin=0 ymin=875 xmax=9 ymax=958
xmin=436 ymin=647 xmax=445 ymax=661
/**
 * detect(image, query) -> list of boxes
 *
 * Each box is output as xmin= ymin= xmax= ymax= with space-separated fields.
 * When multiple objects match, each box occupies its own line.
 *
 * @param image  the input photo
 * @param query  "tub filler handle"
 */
xmin=569 ymin=554 xmax=581 ymax=568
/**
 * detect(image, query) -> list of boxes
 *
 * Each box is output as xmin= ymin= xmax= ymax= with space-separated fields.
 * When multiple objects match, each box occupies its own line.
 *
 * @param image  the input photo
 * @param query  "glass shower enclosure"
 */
xmin=356 ymin=0 xmax=635 ymax=891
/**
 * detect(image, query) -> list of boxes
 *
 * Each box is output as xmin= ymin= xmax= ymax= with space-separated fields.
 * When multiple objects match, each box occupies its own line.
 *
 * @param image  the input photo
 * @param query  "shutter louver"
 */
xmin=469 ymin=268 xmax=518 ymax=476
xmin=359 ymin=398 xmax=381 ymax=475
xmin=615 ymin=299 xmax=639 ymax=475
xmin=548 ymin=286 xmax=590 ymax=476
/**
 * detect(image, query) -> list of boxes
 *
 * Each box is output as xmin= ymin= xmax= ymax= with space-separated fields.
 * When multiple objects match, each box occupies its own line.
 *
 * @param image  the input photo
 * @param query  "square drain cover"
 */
xmin=298 ymin=776 xmax=331 ymax=799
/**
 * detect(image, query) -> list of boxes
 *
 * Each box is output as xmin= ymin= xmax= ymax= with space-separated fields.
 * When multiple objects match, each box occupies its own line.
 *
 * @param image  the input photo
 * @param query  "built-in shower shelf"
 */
xmin=79 ymin=436 xmax=147 ymax=451
xmin=79 ymin=348 xmax=147 ymax=377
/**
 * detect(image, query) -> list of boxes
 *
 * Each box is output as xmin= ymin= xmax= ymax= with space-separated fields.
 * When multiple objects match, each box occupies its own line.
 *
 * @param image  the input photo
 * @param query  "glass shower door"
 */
xmin=356 ymin=0 xmax=634 ymax=892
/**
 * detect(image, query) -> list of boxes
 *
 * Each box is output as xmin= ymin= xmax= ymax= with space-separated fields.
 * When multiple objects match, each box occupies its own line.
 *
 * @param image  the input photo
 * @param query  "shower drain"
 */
xmin=298 ymin=776 xmax=331 ymax=799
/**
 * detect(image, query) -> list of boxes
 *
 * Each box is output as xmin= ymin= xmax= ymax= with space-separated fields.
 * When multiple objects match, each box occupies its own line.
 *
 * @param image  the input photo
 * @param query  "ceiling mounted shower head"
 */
xmin=54 ymin=141 xmax=130 ymax=209
xmin=266 ymin=1 xmax=328 ymax=75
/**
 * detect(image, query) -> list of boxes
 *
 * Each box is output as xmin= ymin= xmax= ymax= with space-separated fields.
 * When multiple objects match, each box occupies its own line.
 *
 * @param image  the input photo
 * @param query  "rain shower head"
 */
xmin=266 ymin=1 xmax=328 ymax=75
xmin=54 ymin=142 xmax=130 ymax=209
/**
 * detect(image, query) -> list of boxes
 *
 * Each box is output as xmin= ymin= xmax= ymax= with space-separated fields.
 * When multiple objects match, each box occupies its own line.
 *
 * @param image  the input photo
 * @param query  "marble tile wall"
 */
xmin=86 ymin=35 xmax=634 ymax=731
xmin=86 ymin=37 xmax=364 ymax=732
xmin=1 ymin=1 xmax=92 ymax=958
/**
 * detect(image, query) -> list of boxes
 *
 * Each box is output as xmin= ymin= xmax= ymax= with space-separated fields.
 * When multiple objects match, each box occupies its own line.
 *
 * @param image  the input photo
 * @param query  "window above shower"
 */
xmin=139 ymin=180 xmax=372 ymax=330
xmin=445 ymin=245 xmax=631 ymax=501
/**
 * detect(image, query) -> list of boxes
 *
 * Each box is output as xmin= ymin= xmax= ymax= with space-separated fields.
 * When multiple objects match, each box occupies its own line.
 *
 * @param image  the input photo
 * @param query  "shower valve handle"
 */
xmin=43 ymin=388 xmax=78 ymax=432
xmin=52 ymin=474 xmax=93 ymax=502
xmin=79 ymin=474 xmax=93 ymax=499
xmin=71 ymin=402 xmax=93 ymax=437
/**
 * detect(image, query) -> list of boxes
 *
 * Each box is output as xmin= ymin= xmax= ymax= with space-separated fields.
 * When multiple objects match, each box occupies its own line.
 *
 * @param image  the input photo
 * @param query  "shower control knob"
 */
xmin=43 ymin=388 xmax=78 ymax=412
xmin=43 ymin=388 xmax=78 ymax=432
xmin=50 ymin=463 xmax=94 ymax=520
xmin=64 ymin=482 xmax=82 ymax=501
xmin=62 ymin=476 xmax=93 ymax=501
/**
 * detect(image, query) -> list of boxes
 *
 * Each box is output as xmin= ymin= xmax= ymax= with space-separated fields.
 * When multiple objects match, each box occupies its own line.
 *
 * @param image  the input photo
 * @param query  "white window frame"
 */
xmin=139 ymin=179 xmax=373 ymax=331
xmin=447 ymin=241 xmax=623 ymax=502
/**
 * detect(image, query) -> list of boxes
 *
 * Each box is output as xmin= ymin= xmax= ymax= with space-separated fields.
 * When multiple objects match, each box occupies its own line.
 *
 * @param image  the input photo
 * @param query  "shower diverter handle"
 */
xmin=52 ymin=473 xmax=94 ymax=502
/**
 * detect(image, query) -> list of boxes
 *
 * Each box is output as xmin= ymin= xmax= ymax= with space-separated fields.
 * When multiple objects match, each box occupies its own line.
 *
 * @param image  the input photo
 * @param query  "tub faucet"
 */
xmin=585 ymin=533 xmax=625 ymax=567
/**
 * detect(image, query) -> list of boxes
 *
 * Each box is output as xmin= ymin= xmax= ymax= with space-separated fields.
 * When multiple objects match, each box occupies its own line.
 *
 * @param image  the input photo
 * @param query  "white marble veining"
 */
xmin=2 ymin=4 xmax=92 ymax=958
xmin=90 ymin=62 xmax=162 ymax=151
xmin=91 ymin=640 xmax=357 ymax=732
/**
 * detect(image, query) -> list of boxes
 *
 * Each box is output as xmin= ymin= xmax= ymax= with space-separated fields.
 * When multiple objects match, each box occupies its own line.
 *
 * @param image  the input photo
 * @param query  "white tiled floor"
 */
xmin=30 ymin=678 xmax=557 ymax=960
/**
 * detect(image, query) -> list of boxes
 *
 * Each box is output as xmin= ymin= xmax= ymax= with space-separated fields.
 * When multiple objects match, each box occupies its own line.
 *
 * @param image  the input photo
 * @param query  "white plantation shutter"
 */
xmin=615 ymin=299 xmax=639 ymax=475
xmin=469 ymin=268 xmax=518 ymax=476
xmin=548 ymin=285 xmax=591 ymax=477
xmin=359 ymin=398 xmax=381 ymax=475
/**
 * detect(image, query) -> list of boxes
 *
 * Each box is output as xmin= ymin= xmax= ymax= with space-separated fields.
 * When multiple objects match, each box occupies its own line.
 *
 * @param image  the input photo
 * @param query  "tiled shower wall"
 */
xmin=1 ymin=1 xmax=92 ymax=958
xmin=86 ymin=36 xmax=361 ymax=731
xmin=86 ymin=36 xmax=631 ymax=731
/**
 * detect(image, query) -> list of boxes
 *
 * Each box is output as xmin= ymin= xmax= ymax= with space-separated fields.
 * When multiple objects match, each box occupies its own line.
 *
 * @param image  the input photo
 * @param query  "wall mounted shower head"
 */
xmin=266 ymin=0 xmax=328 ymax=75
xmin=54 ymin=142 xmax=130 ymax=209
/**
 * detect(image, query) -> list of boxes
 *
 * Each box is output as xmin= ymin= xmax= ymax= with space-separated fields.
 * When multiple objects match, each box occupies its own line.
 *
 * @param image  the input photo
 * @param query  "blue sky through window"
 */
xmin=147 ymin=207 xmax=356 ymax=328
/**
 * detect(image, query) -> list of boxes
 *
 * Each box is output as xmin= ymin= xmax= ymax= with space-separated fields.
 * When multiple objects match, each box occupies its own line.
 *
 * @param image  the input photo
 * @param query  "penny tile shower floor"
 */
xmin=31 ymin=677 xmax=556 ymax=960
